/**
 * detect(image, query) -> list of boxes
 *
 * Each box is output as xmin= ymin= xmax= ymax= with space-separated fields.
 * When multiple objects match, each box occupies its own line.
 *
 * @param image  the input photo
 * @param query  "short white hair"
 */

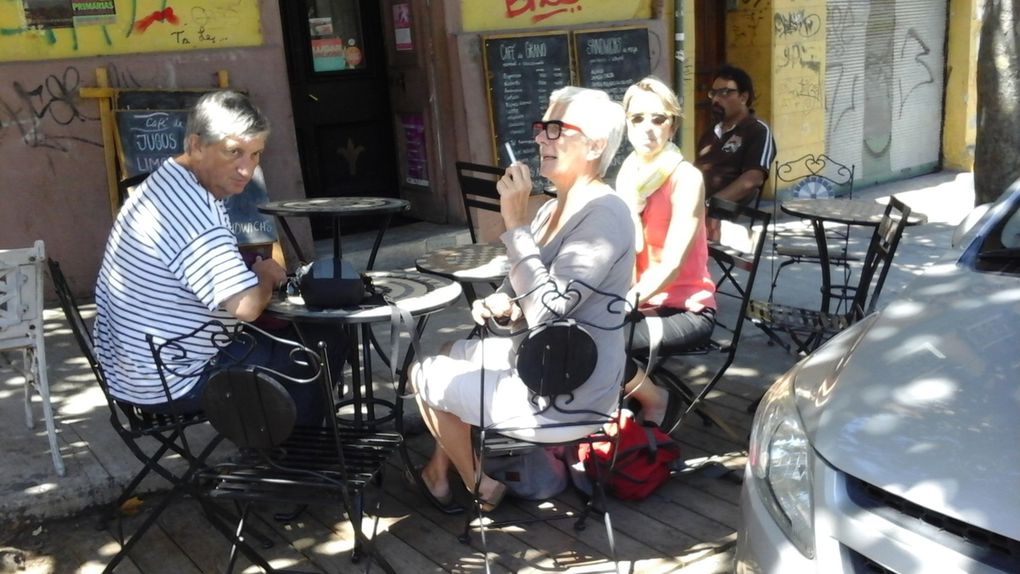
xmin=185 ymin=90 xmax=270 ymax=152
xmin=548 ymin=86 xmax=625 ymax=177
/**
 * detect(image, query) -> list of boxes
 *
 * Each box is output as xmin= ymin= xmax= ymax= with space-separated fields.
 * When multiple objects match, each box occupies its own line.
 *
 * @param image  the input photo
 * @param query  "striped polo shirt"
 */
xmin=94 ymin=159 xmax=258 ymax=405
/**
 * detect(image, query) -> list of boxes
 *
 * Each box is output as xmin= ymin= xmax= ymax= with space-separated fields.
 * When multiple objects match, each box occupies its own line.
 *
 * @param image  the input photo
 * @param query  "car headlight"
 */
xmin=749 ymin=371 xmax=815 ymax=558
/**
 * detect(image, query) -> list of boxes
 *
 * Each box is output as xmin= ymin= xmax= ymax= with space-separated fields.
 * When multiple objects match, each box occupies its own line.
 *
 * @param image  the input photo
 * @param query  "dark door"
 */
xmin=379 ymin=0 xmax=447 ymax=223
xmin=279 ymin=0 xmax=399 ymax=236
xmin=694 ymin=0 xmax=727 ymax=140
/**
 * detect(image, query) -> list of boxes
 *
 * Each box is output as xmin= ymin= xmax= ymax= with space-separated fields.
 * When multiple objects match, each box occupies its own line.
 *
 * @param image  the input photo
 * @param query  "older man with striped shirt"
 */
xmin=93 ymin=91 xmax=324 ymax=422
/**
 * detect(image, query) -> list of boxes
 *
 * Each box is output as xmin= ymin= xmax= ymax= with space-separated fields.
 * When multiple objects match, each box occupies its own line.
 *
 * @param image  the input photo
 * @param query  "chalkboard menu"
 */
xmin=574 ymin=27 xmax=651 ymax=179
xmin=116 ymin=110 xmax=188 ymax=177
xmin=483 ymin=33 xmax=572 ymax=173
xmin=111 ymin=90 xmax=277 ymax=245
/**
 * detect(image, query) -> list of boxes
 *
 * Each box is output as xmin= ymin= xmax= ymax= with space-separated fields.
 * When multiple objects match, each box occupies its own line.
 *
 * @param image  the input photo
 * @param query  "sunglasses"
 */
xmin=707 ymin=87 xmax=739 ymax=99
xmin=532 ymin=120 xmax=586 ymax=140
xmin=629 ymin=113 xmax=672 ymax=126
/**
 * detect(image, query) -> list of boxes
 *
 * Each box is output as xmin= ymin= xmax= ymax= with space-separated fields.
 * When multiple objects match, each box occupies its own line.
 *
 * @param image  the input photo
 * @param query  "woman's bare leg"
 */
xmin=624 ymin=367 xmax=669 ymax=426
xmin=411 ymin=360 xmax=503 ymax=502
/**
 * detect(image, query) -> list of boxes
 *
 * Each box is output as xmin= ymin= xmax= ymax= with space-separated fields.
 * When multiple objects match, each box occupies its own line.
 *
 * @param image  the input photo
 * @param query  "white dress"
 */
xmin=417 ymin=191 xmax=635 ymax=442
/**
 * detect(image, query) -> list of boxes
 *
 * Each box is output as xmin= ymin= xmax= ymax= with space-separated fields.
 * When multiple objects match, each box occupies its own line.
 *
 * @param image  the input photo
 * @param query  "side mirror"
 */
xmin=951 ymin=203 xmax=992 ymax=249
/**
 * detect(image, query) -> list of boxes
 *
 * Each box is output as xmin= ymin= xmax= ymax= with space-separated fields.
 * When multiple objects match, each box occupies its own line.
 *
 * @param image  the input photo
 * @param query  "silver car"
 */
xmin=736 ymin=181 xmax=1020 ymax=573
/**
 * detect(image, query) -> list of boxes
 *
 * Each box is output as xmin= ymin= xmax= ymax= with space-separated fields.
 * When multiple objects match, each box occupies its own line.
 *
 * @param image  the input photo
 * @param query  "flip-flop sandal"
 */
xmin=404 ymin=466 xmax=464 ymax=515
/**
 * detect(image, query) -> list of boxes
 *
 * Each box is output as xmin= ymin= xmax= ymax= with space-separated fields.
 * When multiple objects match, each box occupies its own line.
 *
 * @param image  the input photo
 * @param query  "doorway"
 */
xmin=279 ymin=0 xmax=400 ymax=236
xmin=694 ymin=0 xmax=727 ymax=140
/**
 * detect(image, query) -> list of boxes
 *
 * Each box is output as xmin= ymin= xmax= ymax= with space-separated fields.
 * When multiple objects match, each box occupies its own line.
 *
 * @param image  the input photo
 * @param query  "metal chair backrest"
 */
xmin=203 ymin=367 xmax=298 ymax=450
xmin=705 ymin=198 xmax=772 ymax=347
xmin=848 ymin=196 xmax=912 ymax=320
xmin=455 ymin=161 xmax=503 ymax=243
xmin=773 ymin=153 xmax=855 ymax=201
xmin=196 ymin=323 xmax=327 ymax=451
xmin=478 ymin=280 xmax=635 ymax=433
xmin=515 ymin=318 xmax=598 ymax=397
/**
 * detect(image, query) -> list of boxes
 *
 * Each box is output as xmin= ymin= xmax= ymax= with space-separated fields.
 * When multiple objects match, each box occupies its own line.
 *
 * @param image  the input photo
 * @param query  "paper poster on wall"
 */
xmin=312 ymin=38 xmax=347 ymax=72
xmin=309 ymin=17 xmax=333 ymax=36
xmin=23 ymin=0 xmax=73 ymax=29
xmin=71 ymin=0 xmax=116 ymax=26
xmin=393 ymin=3 xmax=413 ymax=52
xmin=401 ymin=113 xmax=429 ymax=186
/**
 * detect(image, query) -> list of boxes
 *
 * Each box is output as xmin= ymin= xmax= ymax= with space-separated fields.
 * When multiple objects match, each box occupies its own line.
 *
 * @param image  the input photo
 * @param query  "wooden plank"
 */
xmin=19 ymin=513 xmax=144 ymax=574
xmin=107 ymin=502 xmax=203 ymax=574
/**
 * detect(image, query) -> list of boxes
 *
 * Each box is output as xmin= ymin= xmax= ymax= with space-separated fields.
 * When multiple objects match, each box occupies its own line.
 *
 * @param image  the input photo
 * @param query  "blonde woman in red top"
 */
xmin=617 ymin=76 xmax=717 ymax=428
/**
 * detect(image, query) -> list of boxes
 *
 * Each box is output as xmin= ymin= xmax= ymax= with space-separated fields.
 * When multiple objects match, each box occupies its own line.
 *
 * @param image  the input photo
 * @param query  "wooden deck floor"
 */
xmin=10 ymin=375 xmax=754 ymax=574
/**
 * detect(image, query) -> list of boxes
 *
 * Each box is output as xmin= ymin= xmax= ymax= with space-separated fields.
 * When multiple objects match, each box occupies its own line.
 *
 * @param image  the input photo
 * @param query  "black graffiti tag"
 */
xmin=775 ymin=10 xmax=821 ymax=38
xmin=0 ymin=66 xmax=100 ymax=151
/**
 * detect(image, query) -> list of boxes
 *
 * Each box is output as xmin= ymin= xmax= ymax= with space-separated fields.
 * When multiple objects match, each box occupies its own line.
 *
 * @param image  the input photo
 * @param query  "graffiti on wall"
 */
xmin=0 ymin=66 xmax=101 ymax=155
xmin=825 ymin=0 xmax=945 ymax=178
xmin=461 ymin=0 xmax=652 ymax=32
xmin=0 ymin=0 xmax=262 ymax=62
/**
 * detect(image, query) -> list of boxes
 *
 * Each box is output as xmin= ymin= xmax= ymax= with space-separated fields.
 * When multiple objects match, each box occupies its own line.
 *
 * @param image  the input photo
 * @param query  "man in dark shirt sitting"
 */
xmin=694 ymin=64 xmax=777 ymax=240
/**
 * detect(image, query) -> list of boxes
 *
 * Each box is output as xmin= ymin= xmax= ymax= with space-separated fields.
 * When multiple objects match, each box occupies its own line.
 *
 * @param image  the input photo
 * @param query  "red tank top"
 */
xmin=636 ymin=171 xmax=717 ymax=312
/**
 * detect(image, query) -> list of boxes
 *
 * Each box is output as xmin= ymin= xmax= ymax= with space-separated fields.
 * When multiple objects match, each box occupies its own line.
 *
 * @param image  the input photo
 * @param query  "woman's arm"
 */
xmin=505 ymin=197 xmax=633 ymax=326
xmin=628 ymin=163 xmax=705 ymax=305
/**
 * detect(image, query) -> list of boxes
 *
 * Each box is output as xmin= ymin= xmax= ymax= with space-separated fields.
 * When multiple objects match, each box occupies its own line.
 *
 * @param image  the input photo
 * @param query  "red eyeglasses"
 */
xmin=532 ymin=120 xmax=586 ymax=140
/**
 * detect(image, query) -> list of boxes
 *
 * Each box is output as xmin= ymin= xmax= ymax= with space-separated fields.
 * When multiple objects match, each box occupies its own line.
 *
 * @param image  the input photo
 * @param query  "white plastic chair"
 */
xmin=0 ymin=240 xmax=63 ymax=475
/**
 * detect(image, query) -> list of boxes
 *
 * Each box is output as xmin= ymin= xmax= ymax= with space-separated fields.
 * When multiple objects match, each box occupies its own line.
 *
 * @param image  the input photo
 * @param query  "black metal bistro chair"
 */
xmin=45 ymin=260 xmax=226 ymax=574
xmin=768 ymin=153 xmax=856 ymax=299
xmin=637 ymin=198 xmax=771 ymax=435
xmin=455 ymin=161 xmax=504 ymax=244
xmin=747 ymin=197 xmax=912 ymax=354
xmin=165 ymin=321 xmax=403 ymax=573
xmin=458 ymin=280 xmax=636 ymax=573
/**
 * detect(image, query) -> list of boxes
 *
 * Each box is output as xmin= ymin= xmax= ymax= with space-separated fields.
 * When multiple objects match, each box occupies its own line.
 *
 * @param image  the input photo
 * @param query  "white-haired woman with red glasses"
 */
xmin=409 ymin=86 xmax=634 ymax=512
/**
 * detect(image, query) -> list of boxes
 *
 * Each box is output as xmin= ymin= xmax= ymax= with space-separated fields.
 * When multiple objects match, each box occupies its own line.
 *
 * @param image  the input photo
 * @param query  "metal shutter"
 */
xmin=825 ymin=0 xmax=946 ymax=186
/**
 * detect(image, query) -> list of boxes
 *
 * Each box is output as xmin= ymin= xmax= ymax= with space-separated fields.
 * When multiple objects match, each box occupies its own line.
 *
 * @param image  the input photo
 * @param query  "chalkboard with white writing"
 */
xmin=574 ymin=27 xmax=651 ymax=179
xmin=483 ymin=33 xmax=572 ymax=174
xmin=115 ymin=109 xmax=188 ymax=177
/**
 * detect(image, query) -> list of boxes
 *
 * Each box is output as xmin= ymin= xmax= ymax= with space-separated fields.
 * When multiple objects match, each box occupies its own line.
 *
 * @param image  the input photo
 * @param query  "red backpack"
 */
xmin=577 ymin=411 xmax=681 ymax=500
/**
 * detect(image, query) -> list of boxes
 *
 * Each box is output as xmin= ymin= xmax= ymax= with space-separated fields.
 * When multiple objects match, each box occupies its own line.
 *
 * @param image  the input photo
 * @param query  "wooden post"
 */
xmin=79 ymin=68 xmax=120 ymax=219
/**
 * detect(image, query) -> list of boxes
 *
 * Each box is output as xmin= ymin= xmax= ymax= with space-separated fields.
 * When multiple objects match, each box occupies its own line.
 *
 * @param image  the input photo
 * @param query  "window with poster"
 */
xmin=307 ymin=0 xmax=367 ymax=73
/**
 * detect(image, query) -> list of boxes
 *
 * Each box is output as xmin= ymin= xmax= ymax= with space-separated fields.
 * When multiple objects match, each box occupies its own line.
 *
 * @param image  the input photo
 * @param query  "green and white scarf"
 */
xmin=616 ymin=141 xmax=685 ymax=213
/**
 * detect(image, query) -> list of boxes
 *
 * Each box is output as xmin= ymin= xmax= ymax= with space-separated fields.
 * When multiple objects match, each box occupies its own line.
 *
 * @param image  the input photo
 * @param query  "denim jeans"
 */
xmin=142 ymin=323 xmax=346 ymax=427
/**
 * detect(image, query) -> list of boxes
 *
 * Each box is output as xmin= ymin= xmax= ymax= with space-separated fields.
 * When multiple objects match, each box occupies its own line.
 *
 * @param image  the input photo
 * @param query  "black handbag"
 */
xmin=295 ymin=257 xmax=374 ymax=308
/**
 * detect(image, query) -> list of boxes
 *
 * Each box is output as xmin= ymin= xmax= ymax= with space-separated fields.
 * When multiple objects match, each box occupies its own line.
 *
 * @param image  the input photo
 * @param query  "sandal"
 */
xmin=404 ymin=467 xmax=464 ymax=515
xmin=478 ymin=481 xmax=508 ymax=513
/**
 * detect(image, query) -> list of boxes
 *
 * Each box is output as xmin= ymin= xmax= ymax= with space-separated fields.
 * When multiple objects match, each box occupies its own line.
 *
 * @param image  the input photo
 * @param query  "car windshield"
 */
xmin=975 ymin=195 xmax=1020 ymax=273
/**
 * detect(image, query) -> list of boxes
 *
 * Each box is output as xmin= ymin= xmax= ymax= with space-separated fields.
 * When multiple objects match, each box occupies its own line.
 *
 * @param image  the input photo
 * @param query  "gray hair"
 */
xmin=548 ymin=86 xmax=625 ymax=177
xmin=184 ymin=90 xmax=270 ymax=152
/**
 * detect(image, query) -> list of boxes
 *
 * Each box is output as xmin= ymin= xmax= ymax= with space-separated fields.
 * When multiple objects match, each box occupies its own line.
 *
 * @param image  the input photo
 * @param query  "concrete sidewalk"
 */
xmin=0 ymin=170 xmax=976 ymax=538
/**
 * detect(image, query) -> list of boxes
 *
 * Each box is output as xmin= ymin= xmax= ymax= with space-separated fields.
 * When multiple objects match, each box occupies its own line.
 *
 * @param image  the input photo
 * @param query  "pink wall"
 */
xmin=0 ymin=4 xmax=305 ymax=300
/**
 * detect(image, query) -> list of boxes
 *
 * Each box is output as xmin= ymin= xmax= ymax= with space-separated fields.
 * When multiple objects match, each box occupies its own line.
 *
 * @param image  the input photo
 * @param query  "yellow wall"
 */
xmin=727 ymin=0 xmax=827 ymax=196
xmin=770 ymin=1 xmax=826 ymax=172
xmin=942 ymin=0 xmax=979 ymax=171
xmin=0 ymin=0 xmax=262 ymax=62
xmin=461 ymin=0 xmax=652 ymax=32
xmin=726 ymin=0 xmax=774 ymax=122
xmin=680 ymin=0 xmax=696 ymax=157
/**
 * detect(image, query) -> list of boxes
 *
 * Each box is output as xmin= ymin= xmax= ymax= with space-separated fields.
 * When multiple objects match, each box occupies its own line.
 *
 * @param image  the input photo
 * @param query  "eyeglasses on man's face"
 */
xmin=532 ymin=120 xmax=586 ymax=140
xmin=628 ymin=113 xmax=673 ymax=126
xmin=707 ymin=87 xmax=739 ymax=99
